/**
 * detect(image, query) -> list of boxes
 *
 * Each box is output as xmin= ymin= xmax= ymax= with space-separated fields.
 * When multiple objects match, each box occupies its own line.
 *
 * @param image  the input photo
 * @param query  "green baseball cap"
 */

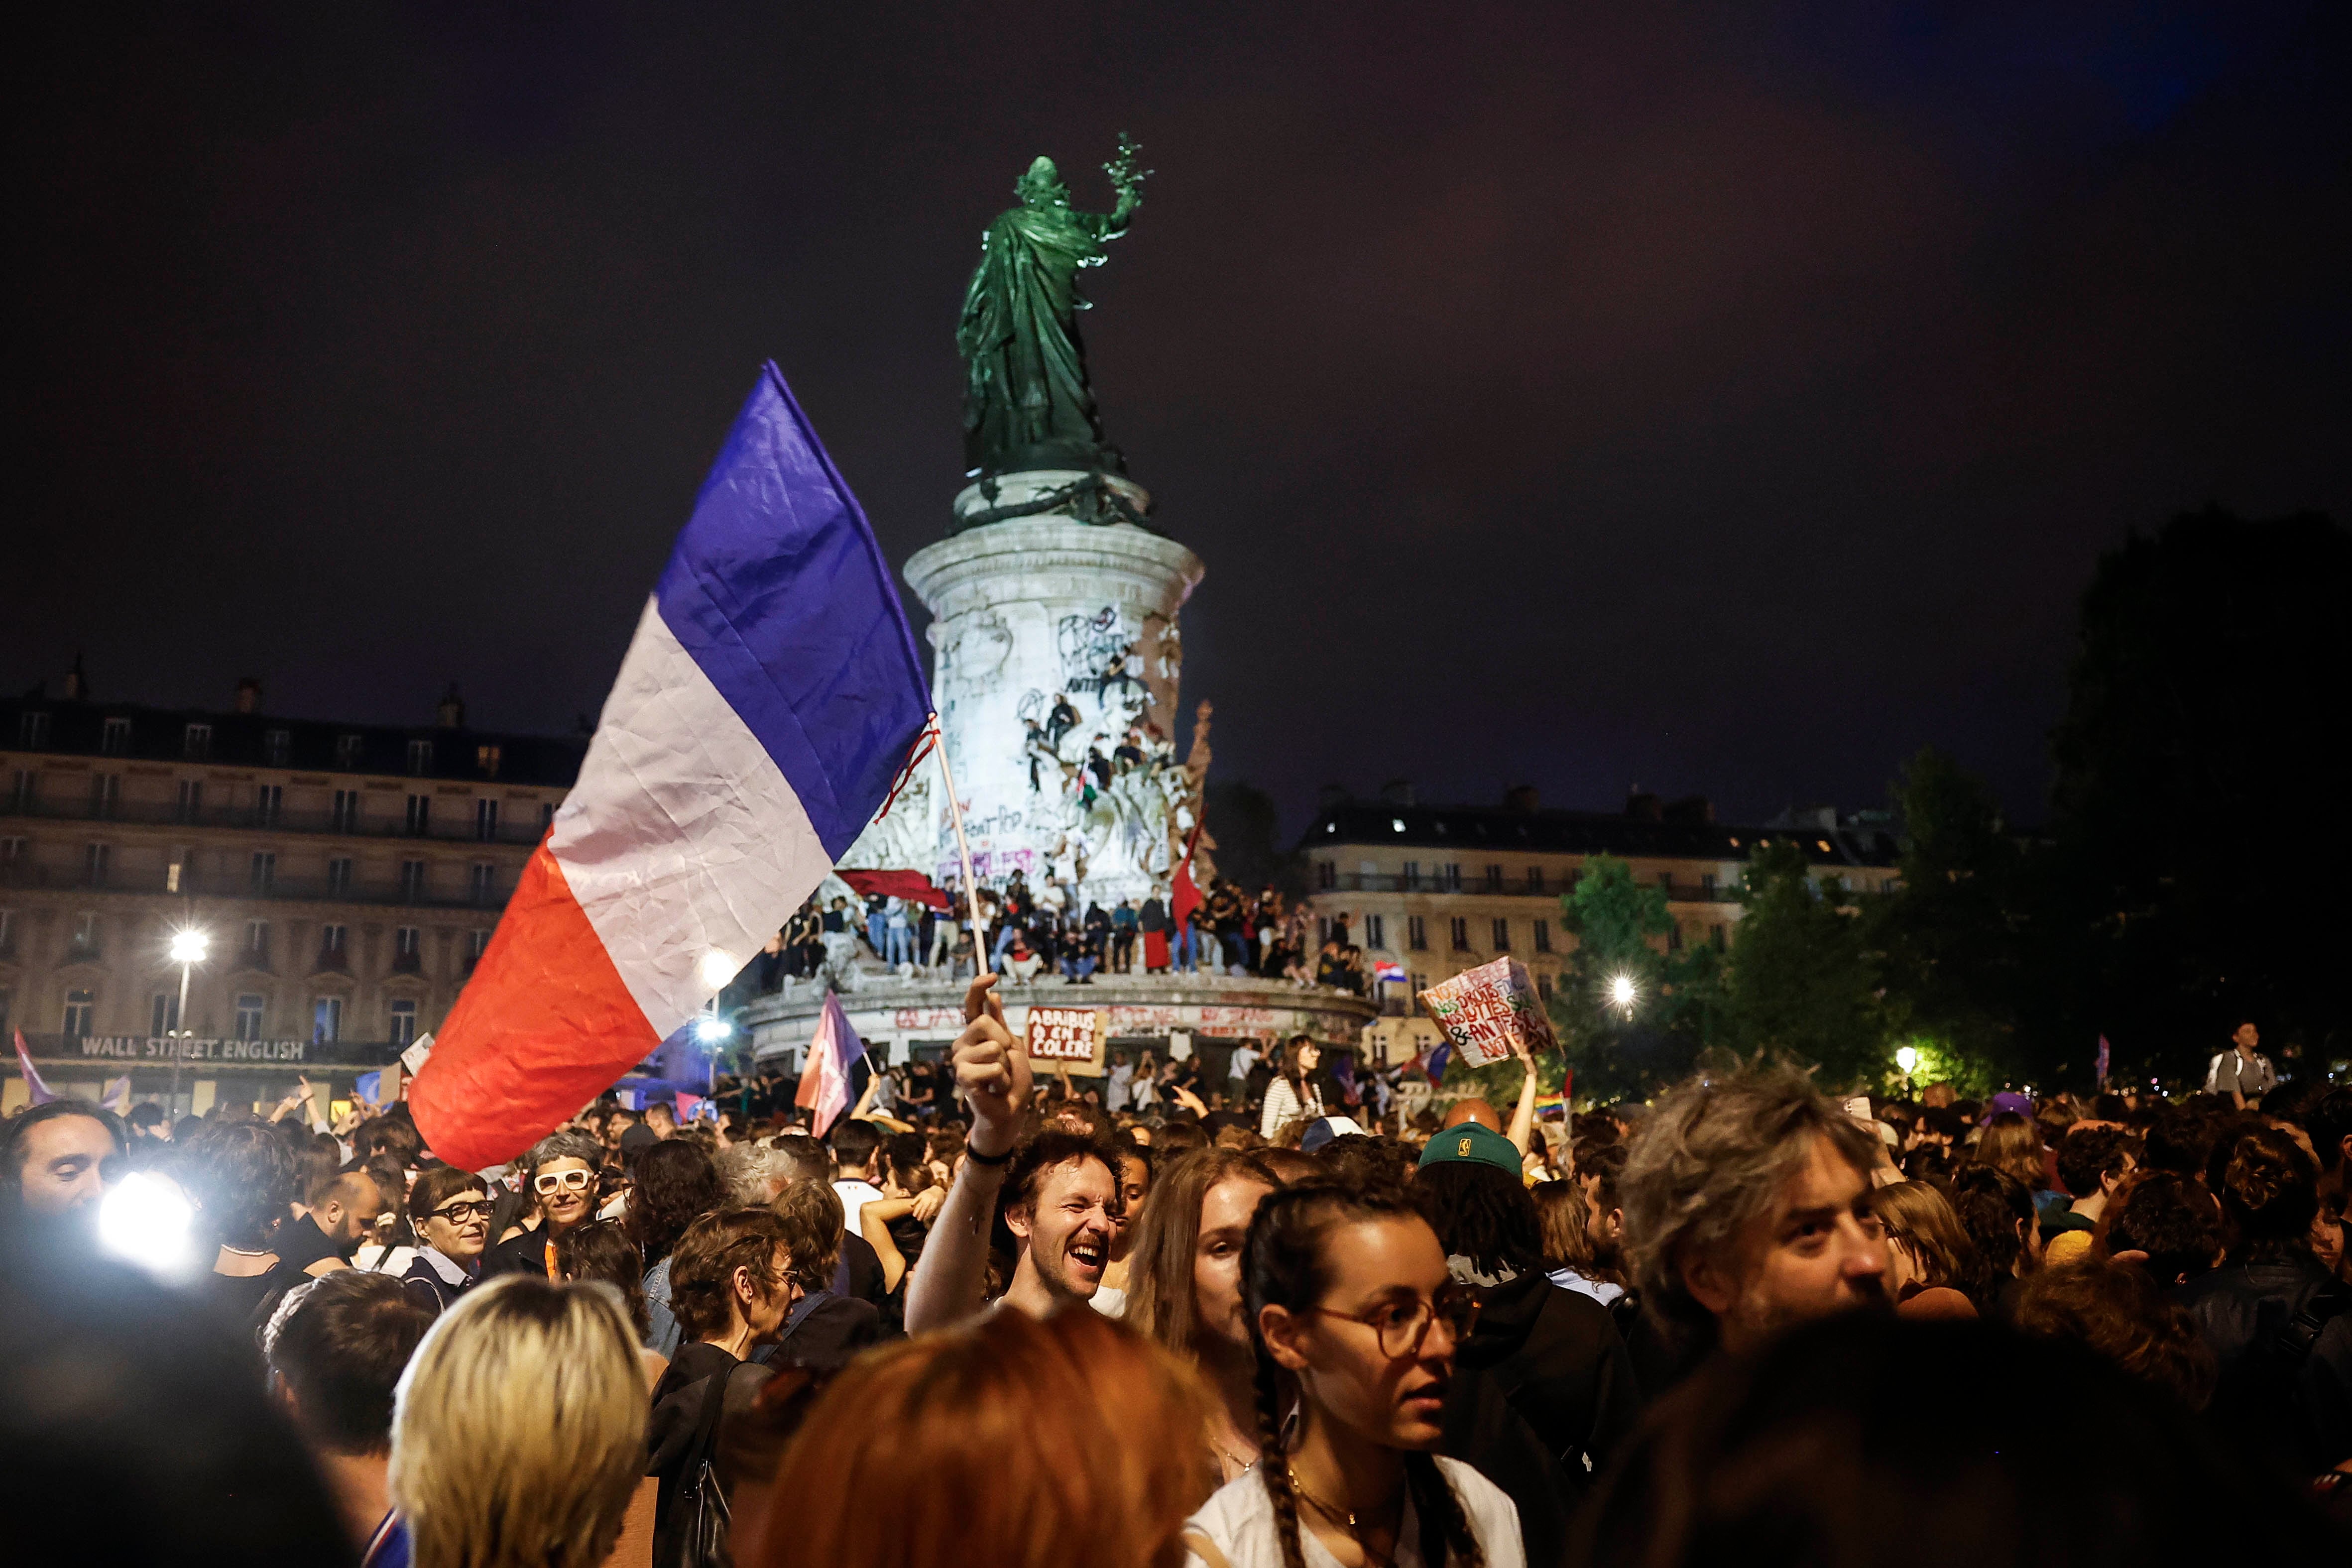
xmin=1416 ymin=1121 xmax=1521 ymax=1177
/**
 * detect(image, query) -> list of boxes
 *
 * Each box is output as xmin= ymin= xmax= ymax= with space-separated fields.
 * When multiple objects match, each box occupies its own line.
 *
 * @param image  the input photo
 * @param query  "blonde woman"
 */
xmin=380 ymin=1274 xmax=646 ymax=1568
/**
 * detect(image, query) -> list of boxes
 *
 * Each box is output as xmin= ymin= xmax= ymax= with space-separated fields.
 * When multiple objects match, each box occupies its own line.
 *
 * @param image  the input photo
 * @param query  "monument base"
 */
xmin=742 ymin=970 xmax=1378 ymax=1082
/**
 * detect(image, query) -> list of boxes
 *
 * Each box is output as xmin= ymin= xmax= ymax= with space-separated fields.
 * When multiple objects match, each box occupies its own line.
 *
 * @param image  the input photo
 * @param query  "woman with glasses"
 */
xmin=480 ymin=1132 xmax=603 ymax=1281
xmin=400 ymin=1167 xmax=493 ymax=1311
xmin=1183 ymin=1179 xmax=1524 ymax=1568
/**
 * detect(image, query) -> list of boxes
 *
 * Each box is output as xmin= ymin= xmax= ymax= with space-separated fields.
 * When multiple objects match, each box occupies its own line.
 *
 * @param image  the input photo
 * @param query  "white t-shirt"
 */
xmin=1184 ymin=1456 xmax=1523 ymax=1568
xmin=1229 ymin=1045 xmax=1262 ymax=1082
xmin=833 ymin=1179 xmax=886 ymax=1241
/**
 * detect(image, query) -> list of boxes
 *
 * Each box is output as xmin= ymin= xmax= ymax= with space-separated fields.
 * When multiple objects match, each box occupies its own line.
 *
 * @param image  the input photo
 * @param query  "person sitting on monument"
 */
xmin=1004 ymin=930 xmax=1045 ymax=987
xmin=904 ymin=976 xmax=1124 ymax=1332
xmin=1060 ymin=922 xmax=1101 ymax=985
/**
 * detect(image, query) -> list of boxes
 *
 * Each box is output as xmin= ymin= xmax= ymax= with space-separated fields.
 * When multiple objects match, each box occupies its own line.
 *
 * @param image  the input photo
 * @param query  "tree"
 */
xmin=2046 ymin=507 xmax=2352 ymax=1078
xmin=1548 ymin=855 xmax=1707 ymax=1101
xmin=1719 ymin=840 xmax=1885 ymax=1088
xmin=1869 ymin=747 xmax=2027 ymax=1085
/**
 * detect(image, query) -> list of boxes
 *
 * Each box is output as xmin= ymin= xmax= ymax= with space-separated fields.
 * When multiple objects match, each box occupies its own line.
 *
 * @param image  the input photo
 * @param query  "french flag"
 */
xmin=411 ymin=365 xmax=931 ymax=1171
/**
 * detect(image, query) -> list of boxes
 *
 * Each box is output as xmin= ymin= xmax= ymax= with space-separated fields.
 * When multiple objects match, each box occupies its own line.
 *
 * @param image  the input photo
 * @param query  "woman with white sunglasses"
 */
xmin=479 ymin=1132 xmax=605 ymax=1281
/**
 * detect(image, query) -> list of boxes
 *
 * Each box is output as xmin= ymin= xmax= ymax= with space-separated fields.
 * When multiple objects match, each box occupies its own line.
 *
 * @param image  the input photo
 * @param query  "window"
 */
xmin=1316 ymin=860 xmax=1336 ymax=891
xmin=319 ymin=857 xmax=349 ymax=896
xmin=1366 ymin=913 xmax=1386 ymax=950
xmin=1527 ymin=866 xmax=1544 ymax=893
xmin=405 ymin=794 xmax=431 ymax=836
xmin=1401 ymin=861 xmax=1419 ymax=890
xmin=150 ymin=992 xmax=180 ymax=1036
xmin=312 ymin=996 xmax=342 ymax=1044
xmin=1411 ymin=972 xmax=1428 ymax=995
xmin=18 ymin=711 xmax=51 ymax=748
xmin=7 ymin=771 xmax=30 ymax=809
xmin=464 ymin=929 xmax=491 ymax=971
xmin=1443 ymin=863 xmax=1461 ymax=892
xmin=400 ymin=860 xmax=426 ymax=901
xmin=176 ymin=779 xmax=204 ymax=822
xmin=337 ymin=733 xmax=364 ymax=770
xmin=393 ymin=925 xmax=423 ymax=972
xmin=476 ymin=744 xmax=502 ymax=777
xmin=0 ymin=836 xmax=24 ymax=869
xmin=475 ymin=798 xmax=499 ymax=841
xmin=263 ymin=729 xmax=290 ymax=767
xmin=245 ymin=920 xmax=270 ymax=961
xmin=0 ymin=908 xmax=12 ymax=952
xmin=469 ymin=862 xmax=496 ymax=903
xmin=235 ymin=993 xmax=266 ymax=1040
xmin=63 ymin=988 xmax=95 ymax=1036
xmin=1491 ymin=917 xmax=1510 ymax=951
xmin=388 ymin=998 xmax=418 ymax=1046
xmin=407 ymin=739 xmax=434 ymax=776
xmin=1537 ymin=973 xmax=1553 ymax=1002
xmin=1449 ymin=916 xmax=1470 ymax=951
xmin=254 ymin=784 xmax=283 ymax=826
xmin=1485 ymin=864 xmax=1503 ymax=891
xmin=327 ymin=789 xmax=357 ymax=832
xmin=319 ymin=923 xmax=347 ymax=961
xmin=1533 ymin=918 xmax=1552 ymax=953
xmin=1710 ymin=924 xmax=1728 ymax=951
xmin=541 ymin=801 xmax=557 ymax=833
xmin=89 ymin=773 xmax=119 ymax=818
xmin=1667 ymin=923 xmax=1684 ymax=951
xmin=84 ymin=843 xmax=110 ymax=886
xmin=1407 ymin=915 xmax=1427 ymax=950
xmin=166 ymin=849 xmax=189 ymax=894
xmin=101 ymin=716 xmax=131 ymax=754
xmin=1657 ymin=871 xmax=1674 ymax=894
xmin=184 ymin=722 xmax=212 ymax=759
xmin=249 ymin=851 xmax=276 ymax=893
xmin=0 ymin=985 xmax=11 ymax=1033
xmin=73 ymin=911 xmax=100 ymax=950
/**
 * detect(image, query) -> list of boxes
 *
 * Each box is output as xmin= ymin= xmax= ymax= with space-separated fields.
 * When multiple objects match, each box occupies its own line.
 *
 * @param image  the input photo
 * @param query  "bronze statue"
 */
xmin=957 ymin=136 xmax=1148 ymax=480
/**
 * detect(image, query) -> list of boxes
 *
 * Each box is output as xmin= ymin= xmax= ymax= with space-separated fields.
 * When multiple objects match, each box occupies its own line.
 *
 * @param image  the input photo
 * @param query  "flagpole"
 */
xmin=929 ymin=714 xmax=990 ymax=959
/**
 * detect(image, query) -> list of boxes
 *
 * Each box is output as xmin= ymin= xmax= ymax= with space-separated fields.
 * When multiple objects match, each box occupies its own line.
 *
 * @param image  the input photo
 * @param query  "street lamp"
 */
xmin=1896 ymin=1046 xmax=1919 ymax=1074
xmin=166 ymin=928 xmax=210 ymax=1119
xmin=1608 ymin=973 xmax=1638 ymax=1018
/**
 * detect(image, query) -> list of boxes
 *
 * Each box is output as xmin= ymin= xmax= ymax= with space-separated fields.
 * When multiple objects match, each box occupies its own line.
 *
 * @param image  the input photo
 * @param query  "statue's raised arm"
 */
xmin=956 ymin=137 xmax=1148 ymax=479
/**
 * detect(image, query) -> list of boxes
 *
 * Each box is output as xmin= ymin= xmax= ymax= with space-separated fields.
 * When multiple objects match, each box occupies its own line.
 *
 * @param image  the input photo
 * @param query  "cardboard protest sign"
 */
xmin=1025 ymin=1006 xmax=1106 ymax=1073
xmin=1416 ymin=956 xmax=1557 ymax=1069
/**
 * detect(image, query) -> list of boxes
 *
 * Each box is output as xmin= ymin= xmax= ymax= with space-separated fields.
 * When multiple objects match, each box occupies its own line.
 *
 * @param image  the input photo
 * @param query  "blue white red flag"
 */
xmin=1373 ymin=960 xmax=1409 ymax=986
xmin=796 ymin=989 xmax=865 ymax=1137
xmin=1424 ymin=1039 xmax=1453 ymax=1085
xmin=13 ymin=1030 xmax=57 ymax=1105
xmin=411 ymin=364 xmax=931 ymax=1169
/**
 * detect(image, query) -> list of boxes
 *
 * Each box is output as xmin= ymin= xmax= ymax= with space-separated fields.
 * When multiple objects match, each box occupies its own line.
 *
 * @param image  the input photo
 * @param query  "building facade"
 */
xmin=1296 ymin=788 xmax=1900 ymax=1045
xmin=0 ymin=677 xmax=582 ymax=1115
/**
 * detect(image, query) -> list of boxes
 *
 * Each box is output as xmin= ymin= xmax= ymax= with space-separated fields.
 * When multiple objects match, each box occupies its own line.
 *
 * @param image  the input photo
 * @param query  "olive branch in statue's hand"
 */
xmin=1105 ymin=132 xmax=1152 ymax=196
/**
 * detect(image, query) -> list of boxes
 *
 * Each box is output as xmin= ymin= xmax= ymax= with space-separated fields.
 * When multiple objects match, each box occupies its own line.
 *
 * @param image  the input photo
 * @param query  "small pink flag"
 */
xmin=13 ymin=1030 xmax=57 ymax=1105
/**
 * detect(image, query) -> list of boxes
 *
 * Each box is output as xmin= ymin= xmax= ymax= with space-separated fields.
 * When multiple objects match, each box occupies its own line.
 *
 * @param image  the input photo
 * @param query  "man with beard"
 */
xmin=903 ymin=974 xmax=1123 ymax=1329
xmin=1620 ymin=1063 xmax=1891 ymax=1378
xmin=271 ymin=1162 xmax=389 ymax=1283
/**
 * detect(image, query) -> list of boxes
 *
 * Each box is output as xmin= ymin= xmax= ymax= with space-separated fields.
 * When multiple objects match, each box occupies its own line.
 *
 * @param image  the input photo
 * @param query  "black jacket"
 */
xmin=2171 ymin=1256 xmax=2352 ymax=1473
xmin=1439 ymin=1272 xmax=1644 ymax=1568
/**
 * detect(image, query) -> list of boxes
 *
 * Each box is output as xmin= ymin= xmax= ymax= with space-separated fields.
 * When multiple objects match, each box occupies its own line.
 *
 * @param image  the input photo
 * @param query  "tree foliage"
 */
xmin=1717 ymin=841 xmax=1883 ymax=1088
xmin=1548 ymin=855 xmax=1708 ymax=1101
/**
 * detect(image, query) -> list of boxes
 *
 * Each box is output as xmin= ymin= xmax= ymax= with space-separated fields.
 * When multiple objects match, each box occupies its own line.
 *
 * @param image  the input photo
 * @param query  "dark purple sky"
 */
xmin=13 ymin=3 xmax=2347 ymax=835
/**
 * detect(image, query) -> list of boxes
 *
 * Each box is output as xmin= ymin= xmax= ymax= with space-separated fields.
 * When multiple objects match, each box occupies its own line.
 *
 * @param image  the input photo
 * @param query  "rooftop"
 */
xmin=1300 ymin=793 xmax=1897 ymax=869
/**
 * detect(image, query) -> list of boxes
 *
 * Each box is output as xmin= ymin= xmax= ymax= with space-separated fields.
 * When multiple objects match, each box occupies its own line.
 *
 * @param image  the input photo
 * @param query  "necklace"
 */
xmin=1290 ymin=1465 xmax=1402 ymax=1568
xmin=220 ymin=1244 xmax=272 ymax=1257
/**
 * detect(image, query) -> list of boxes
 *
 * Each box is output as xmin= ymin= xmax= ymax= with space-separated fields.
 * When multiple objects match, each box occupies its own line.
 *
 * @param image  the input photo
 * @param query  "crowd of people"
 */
xmin=4 ymin=985 xmax=2349 ymax=1567
xmin=759 ymin=876 xmax=1375 ymax=994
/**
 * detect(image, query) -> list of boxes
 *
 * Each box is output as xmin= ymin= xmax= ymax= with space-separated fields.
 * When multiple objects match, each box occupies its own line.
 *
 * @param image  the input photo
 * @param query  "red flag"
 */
xmin=836 ymin=868 xmax=952 ymax=910
xmin=1170 ymin=824 xmax=1204 ymax=929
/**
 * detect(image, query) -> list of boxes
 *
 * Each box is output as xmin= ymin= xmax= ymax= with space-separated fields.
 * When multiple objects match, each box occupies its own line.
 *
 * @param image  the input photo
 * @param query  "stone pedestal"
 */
xmin=901 ymin=480 xmax=1204 ymax=913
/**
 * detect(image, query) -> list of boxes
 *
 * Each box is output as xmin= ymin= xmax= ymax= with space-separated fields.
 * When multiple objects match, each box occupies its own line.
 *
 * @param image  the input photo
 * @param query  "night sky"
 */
xmin=14 ymin=3 xmax=2347 ymax=836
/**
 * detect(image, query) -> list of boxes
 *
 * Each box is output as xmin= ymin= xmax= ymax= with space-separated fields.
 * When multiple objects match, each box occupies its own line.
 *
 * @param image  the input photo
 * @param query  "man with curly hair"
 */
xmin=1619 ymin=1064 xmax=1890 ymax=1369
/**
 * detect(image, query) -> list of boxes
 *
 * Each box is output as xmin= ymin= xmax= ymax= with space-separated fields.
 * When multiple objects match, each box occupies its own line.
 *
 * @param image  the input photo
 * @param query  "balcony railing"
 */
xmin=0 ymin=861 xmax=500 ymax=909
xmin=0 ymin=795 xmax=545 ymax=845
xmin=1311 ymin=871 xmax=1743 ymax=903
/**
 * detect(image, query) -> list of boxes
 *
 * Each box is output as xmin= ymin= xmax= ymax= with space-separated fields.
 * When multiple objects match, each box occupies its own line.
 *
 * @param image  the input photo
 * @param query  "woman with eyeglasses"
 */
xmin=1183 ymin=1179 xmax=1524 ymax=1568
xmin=480 ymin=1132 xmax=604 ymax=1282
xmin=399 ymin=1167 xmax=494 ymax=1311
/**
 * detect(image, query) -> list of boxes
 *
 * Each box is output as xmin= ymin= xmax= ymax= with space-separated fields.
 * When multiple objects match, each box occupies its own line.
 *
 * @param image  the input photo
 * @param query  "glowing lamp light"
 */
xmin=698 ymin=949 xmax=737 ymax=989
xmin=1608 ymin=974 xmax=1637 ymax=1010
xmin=694 ymin=1016 xmax=733 ymax=1044
xmin=1896 ymin=1046 xmax=1920 ymax=1074
xmin=168 ymin=929 xmax=210 ymax=966
xmin=99 ymin=1171 xmax=200 ymax=1281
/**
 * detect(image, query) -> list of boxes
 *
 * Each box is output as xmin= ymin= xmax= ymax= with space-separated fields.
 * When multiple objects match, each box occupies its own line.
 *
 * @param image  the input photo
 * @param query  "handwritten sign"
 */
xmin=1417 ymin=957 xmax=1557 ymax=1069
xmin=1025 ymin=1006 xmax=1106 ymax=1072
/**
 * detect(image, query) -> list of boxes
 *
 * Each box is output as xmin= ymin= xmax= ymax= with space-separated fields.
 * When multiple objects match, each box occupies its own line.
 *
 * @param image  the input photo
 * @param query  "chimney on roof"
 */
xmin=234 ymin=677 xmax=262 ymax=715
xmin=438 ymin=681 xmax=466 ymax=729
xmin=1379 ymin=779 xmax=1415 ymax=807
xmin=61 ymin=655 xmax=88 ymax=702
xmin=1503 ymin=784 xmax=1539 ymax=814
xmin=1663 ymin=794 xmax=1713 ymax=825
xmin=1625 ymin=787 xmax=1663 ymax=822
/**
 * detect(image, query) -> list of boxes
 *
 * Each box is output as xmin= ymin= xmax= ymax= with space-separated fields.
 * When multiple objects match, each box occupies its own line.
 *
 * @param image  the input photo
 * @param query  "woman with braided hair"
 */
xmin=1182 ymin=1179 xmax=1525 ymax=1568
